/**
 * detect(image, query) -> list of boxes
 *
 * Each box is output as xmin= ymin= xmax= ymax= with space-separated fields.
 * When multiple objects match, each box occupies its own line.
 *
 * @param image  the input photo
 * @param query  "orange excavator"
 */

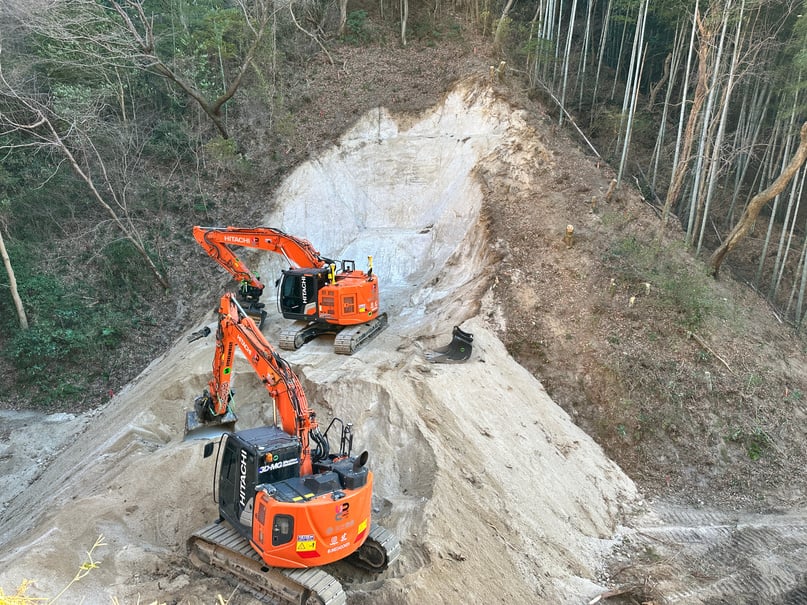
xmin=186 ymin=293 xmax=400 ymax=603
xmin=193 ymin=226 xmax=388 ymax=354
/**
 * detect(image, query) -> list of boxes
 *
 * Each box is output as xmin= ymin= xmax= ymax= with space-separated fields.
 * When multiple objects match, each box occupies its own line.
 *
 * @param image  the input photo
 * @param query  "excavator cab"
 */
xmin=277 ymin=267 xmax=330 ymax=319
xmin=216 ymin=427 xmax=303 ymax=536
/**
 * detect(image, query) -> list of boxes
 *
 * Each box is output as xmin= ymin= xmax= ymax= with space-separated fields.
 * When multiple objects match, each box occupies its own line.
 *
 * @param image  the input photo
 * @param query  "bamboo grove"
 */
xmin=487 ymin=0 xmax=807 ymax=327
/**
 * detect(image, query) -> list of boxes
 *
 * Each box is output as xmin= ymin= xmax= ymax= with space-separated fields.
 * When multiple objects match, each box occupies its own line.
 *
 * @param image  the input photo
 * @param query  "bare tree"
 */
xmin=0 ymin=47 xmax=169 ymax=288
xmin=400 ymin=0 xmax=409 ymax=46
xmin=710 ymin=121 xmax=807 ymax=276
xmin=493 ymin=0 xmax=516 ymax=51
xmin=0 ymin=222 xmax=27 ymax=330
xmin=338 ymin=0 xmax=349 ymax=36
xmin=22 ymin=0 xmax=273 ymax=140
xmin=658 ymin=3 xmax=710 ymax=240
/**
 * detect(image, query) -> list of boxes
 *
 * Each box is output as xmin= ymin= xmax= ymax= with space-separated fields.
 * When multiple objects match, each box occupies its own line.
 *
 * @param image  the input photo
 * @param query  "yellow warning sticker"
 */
xmin=358 ymin=519 xmax=367 ymax=534
xmin=296 ymin=539 xmax=316 ymax=552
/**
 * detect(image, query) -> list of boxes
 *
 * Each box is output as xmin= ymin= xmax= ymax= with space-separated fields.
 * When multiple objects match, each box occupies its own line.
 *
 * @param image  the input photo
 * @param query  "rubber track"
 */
xmin=188 ymin=521 xmax=347 ymax=605
xmin=349 ymin=524 xmax=401 ymax=571
xmin=278 ymin=321 xmax=312 ymax=351
xmin=368 ymin=523 xmax=402 ymax=565
xmin=334 ymin=314 xmax=388 ymax=355
xmin=630 ymin=506 xmax=807 ymax=604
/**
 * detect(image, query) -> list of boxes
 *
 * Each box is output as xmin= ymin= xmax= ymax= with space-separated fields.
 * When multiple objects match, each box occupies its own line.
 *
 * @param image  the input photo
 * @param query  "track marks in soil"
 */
xmin=630 ymin=505 xmax=807 ymax=604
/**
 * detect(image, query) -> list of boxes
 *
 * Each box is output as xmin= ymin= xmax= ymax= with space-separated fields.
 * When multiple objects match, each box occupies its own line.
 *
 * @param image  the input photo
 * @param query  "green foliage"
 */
xmin=97 ymin=239 xmax=158 ymax=298
xmin=725 ymin=426 xmax=771 ymax=461
xmin=492 ymin=16 xmax=512 ymax=43
xmin=0 ymin=148 xmax=99 ymax=244
xmin=605 ymin=238 xmax=720 ymax=330
xmin=410 ymin=16 xmax=464 ymax=44
xmin=6 ymin=319 xmax=106 ymax=374
xmin=343 ymin=10 xmax=370 ymax=45
xmin=2 ymin=272 xmax=125 ymax=369
xmin=0 ymin=246 xmax=130 ymax=404
xmin=519 ymin=33 xmax=554 ymax=63
xmin=164 ymin=3 xmax=249 ymax=94
xmin=51 ymin=83 xmax=101 ymax=121
xmin=28 ymin=2 xmax=125 ymax=88
xmin=656 ymin=263 xmax=716 ymax=330
xmin=203 ymin=136 xmax=252 ymax=175
xmin=785 ymin=388 xmax=803 ymax=401
xmin=146 ymin=120 xmax=194 ymax=162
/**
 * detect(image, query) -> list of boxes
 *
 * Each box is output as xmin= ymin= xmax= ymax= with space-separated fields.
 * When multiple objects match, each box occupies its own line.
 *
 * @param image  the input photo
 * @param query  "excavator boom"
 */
xmin=193 ymin=226 xmax=327 ymax=290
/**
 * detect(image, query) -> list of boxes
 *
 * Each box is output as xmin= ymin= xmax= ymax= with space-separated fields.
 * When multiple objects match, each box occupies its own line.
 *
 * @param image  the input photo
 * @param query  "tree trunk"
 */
xmin=339 ymin=0 xmax=348 ymax=36
xmin=710 ymin=121 xmax=807 ymax=276
xmin=0 ymin=228 xmax=28 ymax=330
xmin=493 ymin=0 xmax=515 ymax=50
xmin=557 ymin=0 xmax=577 ymax=125
xmin=400 ymin=0 xmax=408 ymax=45
xmin=591 ymin=0 xmax=613 ymax=111
xmin=772 ymin=165 xmax=805 ymax=299
xmin=658 ymin=4 xmax=708 ymax=240
xmin=651 ymin=21 xmax=684 ymax=194
xmin=696 ymin=0 xmax=742 ymax=254
xmin=575 ymin=0 xmax=594 ymax=110
xmin=617 ymin=0 xmax=648 ymax=187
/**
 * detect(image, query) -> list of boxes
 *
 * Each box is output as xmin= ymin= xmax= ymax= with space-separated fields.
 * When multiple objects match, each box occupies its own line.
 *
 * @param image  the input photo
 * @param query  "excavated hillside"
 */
xmin=1 ymin=75 xmax=806 ymax=605
xmin=0 ymin=79 xmax=641 ymax=604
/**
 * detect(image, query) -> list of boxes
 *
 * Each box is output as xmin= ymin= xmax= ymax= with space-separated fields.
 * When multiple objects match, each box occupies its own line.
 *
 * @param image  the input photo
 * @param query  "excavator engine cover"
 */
xmin=314 ymin=456 xmax=369 ymax=491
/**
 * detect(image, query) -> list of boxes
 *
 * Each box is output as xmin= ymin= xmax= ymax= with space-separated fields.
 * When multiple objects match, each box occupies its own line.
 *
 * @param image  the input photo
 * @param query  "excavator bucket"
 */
xmin=184 ymin=394 xmax=238 ymax=441
xmin=184 ymin=409 xmax=237 ymax=440
xmin=424 ymin=326 xmax=474 ymax=364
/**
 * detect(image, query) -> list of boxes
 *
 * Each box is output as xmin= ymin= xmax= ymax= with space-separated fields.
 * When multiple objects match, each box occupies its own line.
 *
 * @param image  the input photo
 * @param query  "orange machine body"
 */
xmin=193 ymin=226 xmax=380 ymax=328
xmin=200 ymin=293 xmax=373 ymax=567
xmin=249 ymin=470 xmax=374 ymax=567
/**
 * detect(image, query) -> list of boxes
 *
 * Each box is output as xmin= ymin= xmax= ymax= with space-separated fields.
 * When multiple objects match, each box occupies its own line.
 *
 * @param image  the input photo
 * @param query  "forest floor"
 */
xmin=1 ymin=29 xmax=807 ymax=605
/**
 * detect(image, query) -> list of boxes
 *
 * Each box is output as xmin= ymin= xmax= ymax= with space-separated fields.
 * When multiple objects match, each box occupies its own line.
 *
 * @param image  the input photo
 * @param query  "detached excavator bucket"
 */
xmin=425 ymin=326 xmax=474 ymax=364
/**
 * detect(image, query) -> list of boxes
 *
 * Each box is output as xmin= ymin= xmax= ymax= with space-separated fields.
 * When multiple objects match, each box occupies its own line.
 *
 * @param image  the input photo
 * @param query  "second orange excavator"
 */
xmin=194 ymin=226 xmax=387 ymax=354
xmin=186 ymin=292 xmax=400 ymax=603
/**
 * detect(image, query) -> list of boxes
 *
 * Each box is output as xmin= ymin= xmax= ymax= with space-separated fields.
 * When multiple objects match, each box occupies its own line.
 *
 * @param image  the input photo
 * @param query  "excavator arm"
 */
xmin=194 ymin=293 xmax=327 ymax=471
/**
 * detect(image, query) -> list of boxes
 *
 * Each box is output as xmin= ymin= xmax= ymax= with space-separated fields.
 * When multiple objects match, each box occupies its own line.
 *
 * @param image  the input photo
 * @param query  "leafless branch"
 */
xmin=288 ymin=0 xmax=334 ymax=66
